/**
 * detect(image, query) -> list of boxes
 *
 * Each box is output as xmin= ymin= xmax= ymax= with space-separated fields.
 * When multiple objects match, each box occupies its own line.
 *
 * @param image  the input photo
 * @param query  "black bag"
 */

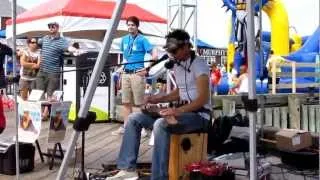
xmin=207 ymin=113 xmax=249 ymax=154
xmin=207 ymin=116 xmax=233 ymax=154
xmin=0 ymin=141 xmax=35 ymax=175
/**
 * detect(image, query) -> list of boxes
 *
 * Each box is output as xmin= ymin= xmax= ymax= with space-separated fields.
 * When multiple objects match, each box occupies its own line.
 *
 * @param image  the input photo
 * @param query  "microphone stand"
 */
xmin=74 ymin=57 xmax=87 ymax=180
xmin=72 ymin=55 xmax=168 ymax=180
xmin=57 ymin=2 xmax=125 ymax=179
xmin=75 ymin=75 xmax=90 ymax=180
xmin=60 ymin=56 xmax=169 ymax=74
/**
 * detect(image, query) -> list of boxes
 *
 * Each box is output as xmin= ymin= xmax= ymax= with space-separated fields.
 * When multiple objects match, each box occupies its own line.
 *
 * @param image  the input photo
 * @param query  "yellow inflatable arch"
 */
xmin=227 ymin=0 xmax=290 ymax=68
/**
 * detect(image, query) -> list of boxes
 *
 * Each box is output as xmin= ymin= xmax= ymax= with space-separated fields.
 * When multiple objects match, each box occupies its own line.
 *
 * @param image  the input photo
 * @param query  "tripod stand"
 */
xmin=74 ymin=59 xmax=91 ymax=180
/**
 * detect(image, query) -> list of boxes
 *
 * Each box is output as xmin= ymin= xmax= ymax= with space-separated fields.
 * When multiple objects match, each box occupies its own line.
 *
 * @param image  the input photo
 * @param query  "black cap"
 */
xmin=163 ymin=29 xmax=191 ymax=53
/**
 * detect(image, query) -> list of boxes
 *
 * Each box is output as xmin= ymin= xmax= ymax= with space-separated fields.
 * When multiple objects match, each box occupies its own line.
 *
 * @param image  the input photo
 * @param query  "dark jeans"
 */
xmin=116 ymin=112 xmax=209 ymax=180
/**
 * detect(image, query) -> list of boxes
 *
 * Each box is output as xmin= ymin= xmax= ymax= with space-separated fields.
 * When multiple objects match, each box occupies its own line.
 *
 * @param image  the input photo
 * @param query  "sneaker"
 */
xmin=111 ymin=126 xmax=125 ymax=136
xmin=141 ymin=128 xmax=148 ymax=138
xmin=105 ymin=170 xmax=138 ymax=180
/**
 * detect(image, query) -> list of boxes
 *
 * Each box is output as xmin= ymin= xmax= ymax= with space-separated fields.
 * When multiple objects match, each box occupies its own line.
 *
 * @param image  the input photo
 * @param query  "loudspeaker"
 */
xmin=0 ymin=142 xmax=35 ymax=175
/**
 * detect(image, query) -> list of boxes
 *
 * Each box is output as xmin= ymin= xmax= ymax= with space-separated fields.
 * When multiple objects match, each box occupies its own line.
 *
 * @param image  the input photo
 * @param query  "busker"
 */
xmin=106 ymin=29 xmax=211 ymax=180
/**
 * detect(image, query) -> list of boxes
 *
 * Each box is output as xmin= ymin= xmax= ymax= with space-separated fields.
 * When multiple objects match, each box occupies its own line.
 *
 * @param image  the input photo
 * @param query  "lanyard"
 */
xmin=127 ymin=35 xmax=138 ymax=56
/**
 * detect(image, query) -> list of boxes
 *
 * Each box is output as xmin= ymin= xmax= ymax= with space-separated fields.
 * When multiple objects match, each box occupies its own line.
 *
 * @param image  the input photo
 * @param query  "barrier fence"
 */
xmin=271 ymin=61 xmax=320 ymax=94
xmin=212 ymin=94 xmax=319 ymax=133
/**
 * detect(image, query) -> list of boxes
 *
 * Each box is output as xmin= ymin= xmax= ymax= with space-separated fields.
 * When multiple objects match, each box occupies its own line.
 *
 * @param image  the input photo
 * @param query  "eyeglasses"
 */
xmin=48 ymin=25 xmax=56 ymax=29
xmin=30 ymin=41 xmax=37 ymax=44
xmin=127 ymin=23 xmax=136 ymax=27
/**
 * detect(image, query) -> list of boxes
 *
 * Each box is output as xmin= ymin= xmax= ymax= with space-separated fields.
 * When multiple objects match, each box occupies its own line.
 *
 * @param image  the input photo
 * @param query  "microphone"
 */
xmin=164 ymin=59 xmax=175 ymax=69
xmin=165 ymin=59 xmax=190 ymax=72
xmin=146 ymin=54 xmax=169 ymax=71
xmin=150 ymin=54 xmax=169 ymax=65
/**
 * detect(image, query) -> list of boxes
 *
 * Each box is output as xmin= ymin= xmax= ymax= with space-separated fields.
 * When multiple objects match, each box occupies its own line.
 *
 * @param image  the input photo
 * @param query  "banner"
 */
xmin=18 ymin=101 xmax=42 ymax=143
xmin=48 ymin=101 xmax=72 ymax=143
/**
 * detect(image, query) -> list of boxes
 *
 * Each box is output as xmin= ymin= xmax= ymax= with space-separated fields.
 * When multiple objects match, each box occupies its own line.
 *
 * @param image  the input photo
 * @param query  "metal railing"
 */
xmin=271 ymin=61 xmax=320 ymax=94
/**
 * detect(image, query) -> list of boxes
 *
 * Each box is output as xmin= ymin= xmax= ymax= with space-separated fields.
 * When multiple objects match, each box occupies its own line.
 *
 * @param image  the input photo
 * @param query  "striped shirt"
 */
xmin=40 ymin=35 xmax=68 ymax=73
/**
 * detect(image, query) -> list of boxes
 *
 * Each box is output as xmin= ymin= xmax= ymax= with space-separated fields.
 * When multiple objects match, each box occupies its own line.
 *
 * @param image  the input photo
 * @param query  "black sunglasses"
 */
xmin=48 ymin=24 xmax=57 ymax=29
xmin=167 ymin=48 xmax=179 ymax=55
xmin=30 ymin=41 xmax=37 ymax=44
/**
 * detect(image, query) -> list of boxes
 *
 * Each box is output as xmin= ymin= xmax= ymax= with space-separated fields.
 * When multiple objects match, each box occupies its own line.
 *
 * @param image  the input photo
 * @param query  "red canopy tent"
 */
xmin=6 ymin=0 xmax=167 ymax=40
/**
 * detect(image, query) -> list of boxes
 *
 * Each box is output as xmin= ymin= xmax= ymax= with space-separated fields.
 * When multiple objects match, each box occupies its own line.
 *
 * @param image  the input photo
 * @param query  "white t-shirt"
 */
xmin=173 ymin=56 xmax=211 ymax=120
xmin=228 ymin=68 xmax=238 ymax=85
xmin=237 ymin=74 xmax=248 ymax=93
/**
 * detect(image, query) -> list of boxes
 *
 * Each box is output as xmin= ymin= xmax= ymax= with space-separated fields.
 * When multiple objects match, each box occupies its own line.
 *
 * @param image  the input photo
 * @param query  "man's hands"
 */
xmin=144 ymin=90 xmax=184 ymax=125
xmin=159 ymin=107 xmax=182 ymax=117
xmin=159 ymin=108 xmax=183 ymax=125
xmin=145 ymin=94 xmax=184 ymax=125
xmin=144 ymin=94 xmax=162 ymax=104
xmin=144 ymin=95 xmax=178 ymax=124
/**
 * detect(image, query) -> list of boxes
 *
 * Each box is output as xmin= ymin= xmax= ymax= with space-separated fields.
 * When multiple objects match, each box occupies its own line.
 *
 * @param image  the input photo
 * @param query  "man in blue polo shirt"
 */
xmin=36 ymin=22 xmax=78 ymax=99
xmin=112 ymin=16 xmax=157 ymax=135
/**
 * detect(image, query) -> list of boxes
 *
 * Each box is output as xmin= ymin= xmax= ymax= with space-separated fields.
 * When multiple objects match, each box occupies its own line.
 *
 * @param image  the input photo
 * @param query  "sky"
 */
xmin=17 ymin=0 xmax=319 ymax=47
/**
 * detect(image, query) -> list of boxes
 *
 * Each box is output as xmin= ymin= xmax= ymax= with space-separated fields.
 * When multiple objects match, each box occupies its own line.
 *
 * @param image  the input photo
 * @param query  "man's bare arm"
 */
xmin=148 ymin=88 xmax=180 ymax=104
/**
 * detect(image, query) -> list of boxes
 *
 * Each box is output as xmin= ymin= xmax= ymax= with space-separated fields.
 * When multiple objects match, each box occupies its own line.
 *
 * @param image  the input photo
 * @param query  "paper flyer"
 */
xmin=18 ymin=101 xmax=42 ymax=143
xmin=48 ymin=101 xmax=72 ymax=143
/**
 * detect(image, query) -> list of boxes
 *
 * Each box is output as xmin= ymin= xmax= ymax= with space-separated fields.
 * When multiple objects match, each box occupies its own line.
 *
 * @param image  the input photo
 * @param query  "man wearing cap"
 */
xmin=107 ymin=29 xmax=211 ymax=180
xmin=112 ymin=16 xmax=158 ymax=136
xmin=36 ymin=22 xmax=78 ymax=99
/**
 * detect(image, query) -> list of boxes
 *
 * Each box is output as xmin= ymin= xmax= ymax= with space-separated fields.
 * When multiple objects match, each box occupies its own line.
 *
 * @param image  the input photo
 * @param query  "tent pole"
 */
xmin=56 ymin=0 xmax=127 ymax=179
xmin=246 ymin=0 xmax=258 ymax=180
xmin=11 ymin=0 xmax=20 ymax=179
xmin=193 ymin=0 xmax=198 ymax=52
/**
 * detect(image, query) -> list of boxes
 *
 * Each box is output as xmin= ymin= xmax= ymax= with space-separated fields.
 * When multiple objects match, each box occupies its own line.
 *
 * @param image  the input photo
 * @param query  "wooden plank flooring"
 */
xmin=0 ymin=110 xmax=318 ymax=180
xmin=0 ymin=111 xmax=153 ymax=180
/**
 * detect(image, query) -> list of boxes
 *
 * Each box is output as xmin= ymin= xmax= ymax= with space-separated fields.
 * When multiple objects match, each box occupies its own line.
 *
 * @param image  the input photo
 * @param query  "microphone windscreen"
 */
xmin=150 ymin=54 xmax=169 ymax=68
xmin=164 ymin=60 xmax=175 ymax=69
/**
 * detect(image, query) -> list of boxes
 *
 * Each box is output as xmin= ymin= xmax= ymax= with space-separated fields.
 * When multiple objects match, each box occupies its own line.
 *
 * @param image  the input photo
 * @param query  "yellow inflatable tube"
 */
xmin=227 ymin=16 xmax=235 ymax=72
xmin=263 ymin=0 xmax=289 ymax=55
xmin=227 ymin=43 xmax=235 ymax=71
xmin=290 ymin=32 xmax=302 ymax=52
xmin=227 ymin=0 xmax=289 ymax=65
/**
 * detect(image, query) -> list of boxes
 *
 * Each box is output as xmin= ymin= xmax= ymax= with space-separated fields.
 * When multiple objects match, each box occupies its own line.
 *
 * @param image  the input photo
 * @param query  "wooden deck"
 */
xmin=0 ymin=111 xmax=153 ymax=180
xmin=0 ymin=110 xmax=318 ymax=180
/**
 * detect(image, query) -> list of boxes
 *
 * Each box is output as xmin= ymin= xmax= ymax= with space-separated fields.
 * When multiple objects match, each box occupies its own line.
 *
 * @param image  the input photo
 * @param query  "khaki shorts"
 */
xmin=36 ymin=71 xmax=60 ymax=97
xmin=121 ymin=73 xmax=145 ymax=106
